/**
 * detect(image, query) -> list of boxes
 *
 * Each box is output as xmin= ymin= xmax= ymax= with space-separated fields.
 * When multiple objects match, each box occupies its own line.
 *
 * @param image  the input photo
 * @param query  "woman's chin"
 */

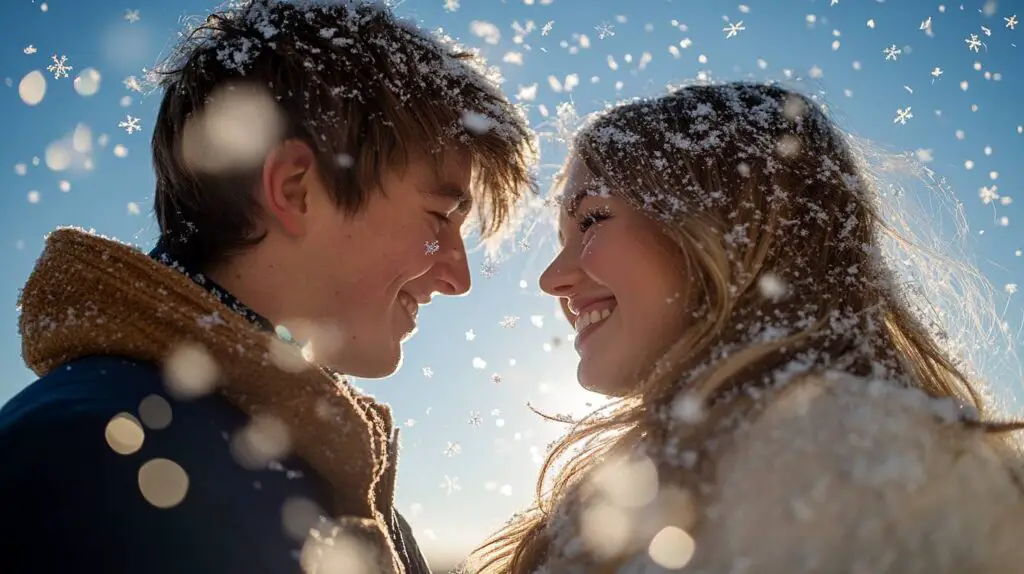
xmin=577 ymin=360 xmax=635 ymax=397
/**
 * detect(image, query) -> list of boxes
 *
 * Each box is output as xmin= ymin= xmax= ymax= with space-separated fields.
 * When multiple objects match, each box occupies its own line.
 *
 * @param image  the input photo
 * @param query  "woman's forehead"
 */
xmin=561 ymin=159 xmax=611 ymax=214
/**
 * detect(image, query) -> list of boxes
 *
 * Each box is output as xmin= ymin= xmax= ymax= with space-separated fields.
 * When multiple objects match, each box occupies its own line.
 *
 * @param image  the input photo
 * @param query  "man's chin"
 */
xmin=324 ymin=345 xmax=403 ymax=379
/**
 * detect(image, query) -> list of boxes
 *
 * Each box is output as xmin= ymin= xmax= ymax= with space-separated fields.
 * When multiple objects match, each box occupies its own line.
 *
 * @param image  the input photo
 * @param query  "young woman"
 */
xmin=469 ymin=82 xmax=1024 ymax=573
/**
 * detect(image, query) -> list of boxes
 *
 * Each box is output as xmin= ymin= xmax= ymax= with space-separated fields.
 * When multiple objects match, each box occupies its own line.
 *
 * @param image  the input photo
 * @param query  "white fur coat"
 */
xmin=535 ymin=372 xmax=1024 ymax=574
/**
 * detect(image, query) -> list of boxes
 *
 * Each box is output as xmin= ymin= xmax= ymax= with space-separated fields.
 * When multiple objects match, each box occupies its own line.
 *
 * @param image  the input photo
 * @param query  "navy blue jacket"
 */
xmin=0 ymin=250 xmax=431 ymax=573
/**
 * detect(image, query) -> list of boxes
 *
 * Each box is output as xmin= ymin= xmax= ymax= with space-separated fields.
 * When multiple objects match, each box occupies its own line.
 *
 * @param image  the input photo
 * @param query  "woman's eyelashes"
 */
xmin=578 ymin=206 xmax=612 ymax=233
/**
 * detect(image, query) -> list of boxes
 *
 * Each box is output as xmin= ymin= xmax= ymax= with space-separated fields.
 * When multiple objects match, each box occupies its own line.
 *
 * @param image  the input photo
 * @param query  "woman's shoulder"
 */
xmin=696 ymin=370 xmax=1024 ymax=573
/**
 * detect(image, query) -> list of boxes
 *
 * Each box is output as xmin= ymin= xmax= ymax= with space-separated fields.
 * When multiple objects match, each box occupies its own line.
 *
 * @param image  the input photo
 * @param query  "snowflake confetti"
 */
xmin=965 ymin=33 xmax=982 ymax=52
xmin=422 ymin=366 xmax=434 ymax=378
xmin=465 ymin=329 xmax=476 ymax=341
xmin=480 ymin=259 xmax=498 ymax=278
xmin=894 ymin=107 xmax=913 ymax=125
xmin=443 ymin=441 xmax=462 ymax=457
xmin=595 ymin=21 xmax=615 ymax=39
xmin=118 ymin=115 xmax=142 ymax=134
xmin=723 ymin=21 xmax=746 ymax=39
xmin=499 ymin=316 xmax=519 ymax=328
xmin=23 ymin=45 xmax=36 ymax=55
xmin=46 ymin=54 xmax=72 ymax=79
xmin=424 ymin=240 xmax=439 ymax=255
xmin=123 ymin=76 xmax=143 ymax=92
xmin=468 ymin=411 xmax=483 ymax=427
xmin=124 ymin=9 xmax=140 ymax=23
xmin=883 ymin=45 xmax=902 ymax=61
xmin=1007 ymin=15 xmax=1018 ymax=30
xmin=490 ymin=373 xmax=502 ymax=384
xmin=440 ymin=475 xmax=461 ymax=494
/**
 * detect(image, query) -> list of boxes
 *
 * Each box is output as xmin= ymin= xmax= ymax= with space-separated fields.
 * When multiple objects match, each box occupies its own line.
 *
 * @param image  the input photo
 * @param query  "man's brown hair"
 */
xmin=151 ymin=0 xmax=536 ymax=269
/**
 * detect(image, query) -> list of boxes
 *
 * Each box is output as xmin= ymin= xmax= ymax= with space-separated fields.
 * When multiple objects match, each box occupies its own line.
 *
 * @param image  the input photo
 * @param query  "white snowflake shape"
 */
xmin=422 ymin=366 xmax=434 ymax=378
xmin=499 ymin=316 xmax=519 ymax=328
xmin=23 ymin=45 xmax=36 ymax=55
xmin=893 ymin=107 xmax=913 ymax=125
xmin=979 ymin=185 xmax=1000 ymax=204
xmin=465 ymin=329 xmax=476 ymax=341
xmin=119 ymin=115 xmax=142 ymax=134
xmin=440 ymin=475 xmax=461 ymax=494
xmin=424 ymin=240 xmax=439 ymax=255
xmin=1006 ymin=15 xmax=1018 ymax=30
xmin=443 ymin=442 xmax=462 ymax=457
xmin=490 ymin=373 xmax=502 ymax=384
xmin=595 ymin=21 xmax=615 ymax=39
xmin=468 ymin=411 xmax=483 ymax=427
xmin=443 ymin=0 xmax=459 ymax=12
xmin=723 ymin=21 xmax=746 ymax=39
xmin=124 ymin=9 xmax=140 ymax=23
xmin=480 ymin=259 xmax=498 ymax=278
xmin=46 ymin=54 xmax=72 ymax=79
xmin=883 ymin=45 xmax=902 ymax=60
xmin=541 ymin=21 xmax=554 ymax=35
xmin=965 ymin=33 xmax=982 ymax=52
xmin=123 ymin=75 xmax=143 ymax=92
xmin=931 ymin=67 xmax=943 ymax=79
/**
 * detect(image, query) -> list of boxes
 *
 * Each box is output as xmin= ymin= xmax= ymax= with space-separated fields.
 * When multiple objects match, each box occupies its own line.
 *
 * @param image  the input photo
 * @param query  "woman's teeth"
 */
xmin=574 ymin=307 xmax=613 ymax=334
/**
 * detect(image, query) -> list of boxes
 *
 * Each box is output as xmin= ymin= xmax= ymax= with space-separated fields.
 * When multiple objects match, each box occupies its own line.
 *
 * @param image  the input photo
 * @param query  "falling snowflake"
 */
xmin=499 ymin=316 xmax=519 ymax=328
xmin=883 ymin=44 xmax=902 ymax=61
xmin=404 ymin=418 xmax=416 ymax=427
xmin=468 ymin=411 xmax=483 ymax=427
xmin=490 ymin=373 xmax=502 ymax=384
xmin=541 ymin=21 xmax=554 ymax=35
xmin=23 ymin=45 xmax=36 ymax=55
xmin=124 ymin=9 xmax=140 ymax=23
xmin=1006 ymin=15 xmax=1018 ymax=30
xmin=595 ymin=21 xmax=615 ymax=39
xmin=422 ymin=366 xmax=434 ymax=378
xmin=1007 ymin=284 xmax=1019 ymax=295
xmin=893 ymin=107 xmax=913 ymax=125
xmin=443 ymin=0 xmax=459 ymax=12
xmin=518 ymin=237 xmax=531 ymax=251
xmin=424 ymin=240 xmax=439 ymax=255
xmin=920 ymin=17 xmax=933 ymax=34
xmin=480 ymin=259 xmax=498 ymax=278
xmin=980 ymin=185 xmax=1000 ymax=204
xmin=491 ymin=409 xmax=501 ymax=417
xmin=443 ymin=442 xmax=462 ymax=457
xmin=723 ymin=21 xmax=746 ymax=39
xmin=118 ymin=115 xmax=142 ymax=134
xmin=965 ymin=33 xmax=982 ymax=52
xmin=981 ymin=25 xmax=992 ymax=37
xmin=465 ymin=329 xmax=476 ymax=341
xmin=123 ymin=75 xmax=143 ymax=92
xmin=440 ymin=475 xmax=461 ymax=494
xmin=931 ymin=67 xmax=944 ymax=79
xmin=46 ymin=54 xmax=72 ymax=79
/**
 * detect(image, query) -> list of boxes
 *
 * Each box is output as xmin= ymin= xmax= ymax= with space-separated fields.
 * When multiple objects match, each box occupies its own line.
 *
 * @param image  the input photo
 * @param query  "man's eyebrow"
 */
xmin=427 ymin=184 xmax=473 ymax=214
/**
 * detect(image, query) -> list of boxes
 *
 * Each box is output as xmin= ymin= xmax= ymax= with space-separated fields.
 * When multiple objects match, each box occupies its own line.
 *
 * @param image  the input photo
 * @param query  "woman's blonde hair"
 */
xmin=467 ymin=82 xmax=1023 ymax=573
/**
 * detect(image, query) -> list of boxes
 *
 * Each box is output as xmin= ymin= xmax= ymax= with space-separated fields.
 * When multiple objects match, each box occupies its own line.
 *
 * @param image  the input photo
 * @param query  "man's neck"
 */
xmin=203 ymin=254 xmax=286 ymax=331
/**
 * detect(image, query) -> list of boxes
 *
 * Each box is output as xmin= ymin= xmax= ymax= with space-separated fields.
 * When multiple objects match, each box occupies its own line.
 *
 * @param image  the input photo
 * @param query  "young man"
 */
xmin=0 ymin=1 xmax=534 ymax=572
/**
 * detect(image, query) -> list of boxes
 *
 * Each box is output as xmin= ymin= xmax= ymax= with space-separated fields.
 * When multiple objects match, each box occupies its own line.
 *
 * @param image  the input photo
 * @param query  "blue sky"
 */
xmin=1 ymin=0 xmax=1022 ymax=565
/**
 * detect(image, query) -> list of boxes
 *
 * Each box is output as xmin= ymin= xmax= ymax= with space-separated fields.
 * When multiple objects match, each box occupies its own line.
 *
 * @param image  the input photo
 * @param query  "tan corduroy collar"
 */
xmin=18 ymin=227 xmax=404 ymax=572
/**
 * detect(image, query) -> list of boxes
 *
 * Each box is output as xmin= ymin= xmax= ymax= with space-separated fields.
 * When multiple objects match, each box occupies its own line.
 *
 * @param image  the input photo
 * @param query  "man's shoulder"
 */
xmin=0 ymin=354 xmax=163 ymax=430
xmin=0 ymin=355 xmax=334 ymax=573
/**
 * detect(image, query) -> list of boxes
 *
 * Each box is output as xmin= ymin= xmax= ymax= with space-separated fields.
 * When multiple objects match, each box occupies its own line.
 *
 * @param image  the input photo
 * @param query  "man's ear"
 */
xmin=260 ymin=139 xmax=319 ymax=236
